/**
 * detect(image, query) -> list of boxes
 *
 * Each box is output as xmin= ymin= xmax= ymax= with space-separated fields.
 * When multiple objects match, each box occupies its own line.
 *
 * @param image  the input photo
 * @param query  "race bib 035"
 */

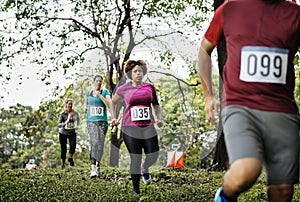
xmin=240 ymin=46 xmax=288 ymax=84
xmin=130 ymin=105 xmax=150 ymax=121
xmin=90 ymin=106 xmax=104 ymax=116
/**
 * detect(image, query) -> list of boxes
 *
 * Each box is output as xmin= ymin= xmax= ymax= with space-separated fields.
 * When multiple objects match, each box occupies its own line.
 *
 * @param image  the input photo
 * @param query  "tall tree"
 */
xmin=0 ymin=0 xmax=211 ymax=167
xmin=0 ymin=104 xmax=49 ymax=168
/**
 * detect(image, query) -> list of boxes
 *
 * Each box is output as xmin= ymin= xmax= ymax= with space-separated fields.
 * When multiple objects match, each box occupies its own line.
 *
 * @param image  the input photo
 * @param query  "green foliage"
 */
xmin=1 ymin=167 xmax=299 ymax=201
xmin=295 ymin=67 xmax=300 ymax=112
xmin=143 ymin=71 xmax=220 ymax=169
xmin=0 ymin=104 xmax=35 ymax=167
xmin=184 ymin=141 xmax=202 ymax=168
xmin=294 ymin=49 xmax=300 ymax=111
xmin=0 ymin=0 xmax=213 ymax=169
xmin=0 ymin=69 xmax=221 ymax=169
xmin=0 ymin=81 xmax=90 ymax=168
xmin=0 ymin=0 xmax=211 ymax=94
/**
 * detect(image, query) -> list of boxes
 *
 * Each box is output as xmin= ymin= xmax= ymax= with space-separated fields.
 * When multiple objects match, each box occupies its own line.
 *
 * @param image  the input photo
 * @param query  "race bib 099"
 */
xmin=130 ymin=106 xmax=150 ymax=121
xmin=90 ymin=106 xmax=104 ymax=116
xmin=240 ymin=46 xmax=288 ymax=84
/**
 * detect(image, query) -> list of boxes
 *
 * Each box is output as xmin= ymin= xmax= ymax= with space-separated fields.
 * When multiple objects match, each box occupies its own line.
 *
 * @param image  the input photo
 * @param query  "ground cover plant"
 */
xmin=1 ymin=167 xmax=299 ymax=202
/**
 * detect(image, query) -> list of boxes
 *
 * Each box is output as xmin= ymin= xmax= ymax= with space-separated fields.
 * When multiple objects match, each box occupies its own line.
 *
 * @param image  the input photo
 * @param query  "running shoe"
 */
xmin=133 ymin=190 xmax=140 ymax=195
xmin=90 ymin=170 xmax=99 ymax=178
xmin=68 ymin=158 xmax=74 ymax=166
xmin=141 ymin=168 xmax=151 ymax=185
xmin=214 ymin=187 xmax=237 ymax=202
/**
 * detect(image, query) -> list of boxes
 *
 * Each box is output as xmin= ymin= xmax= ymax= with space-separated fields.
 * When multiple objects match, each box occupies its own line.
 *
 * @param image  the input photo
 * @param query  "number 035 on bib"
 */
xmin=240 ymin=46 xmax=288 ymax=84
xmin=130 ymin=106 xmax=150 ymax=121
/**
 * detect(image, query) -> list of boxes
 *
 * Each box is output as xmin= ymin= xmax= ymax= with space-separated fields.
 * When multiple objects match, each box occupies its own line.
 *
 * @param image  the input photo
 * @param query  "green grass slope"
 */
xmin=0 ymin=167 xmax=299 ymax=202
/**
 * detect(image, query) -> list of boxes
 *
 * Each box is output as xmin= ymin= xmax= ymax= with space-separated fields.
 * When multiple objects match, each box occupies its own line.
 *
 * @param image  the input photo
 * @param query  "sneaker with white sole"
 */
xmin=141 ymin=168 xmax=151 ymax=185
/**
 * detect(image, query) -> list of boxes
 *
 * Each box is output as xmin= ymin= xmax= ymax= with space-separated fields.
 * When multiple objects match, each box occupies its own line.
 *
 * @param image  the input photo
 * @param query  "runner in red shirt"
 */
xmin=198 ymin=0 xmax=300 ymax=201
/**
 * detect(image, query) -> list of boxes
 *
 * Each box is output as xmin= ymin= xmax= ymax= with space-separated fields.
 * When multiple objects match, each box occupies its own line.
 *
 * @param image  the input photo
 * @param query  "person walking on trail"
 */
xmin=84 ymin=75 xmax=111 ymax=178
xmin=58 ymin=98 xmax=80 ymax=168
xmin=110 ymin=60 xmax=163 ymax=195
xmin=198 ymin=0 xmax=300 ymax=201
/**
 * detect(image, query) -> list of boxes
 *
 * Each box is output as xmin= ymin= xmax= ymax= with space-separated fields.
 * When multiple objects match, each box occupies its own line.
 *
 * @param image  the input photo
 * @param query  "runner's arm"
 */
xmin=83 ymin=95 xmax=88 ymax=113
xmin=198 ymin=38 xmax=219 ymax=123
xmin=96 ymin=90 xmax=111 ymax=108
xmin=58 ymin=113 xmax=65 ymax=128
xmin=110 ymin=93 xmax=123 ymax=125
xmin=153 ymin=105 xmax=163 ymax=127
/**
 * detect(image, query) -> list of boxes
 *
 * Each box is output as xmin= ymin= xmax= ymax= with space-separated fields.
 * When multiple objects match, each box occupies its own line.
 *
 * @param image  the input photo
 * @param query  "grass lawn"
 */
xmin=0 ymin=166 xmax=299 ymax=201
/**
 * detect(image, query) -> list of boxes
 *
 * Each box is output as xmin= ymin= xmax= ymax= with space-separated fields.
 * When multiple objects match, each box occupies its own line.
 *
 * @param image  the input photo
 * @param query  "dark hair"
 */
xmin=65 ymin=98 xmax=73 ymax=105
xmin=124 ymin=60 xmax=148 ymax=79
xmin=93 ymin=75 xmax=103 ymax=82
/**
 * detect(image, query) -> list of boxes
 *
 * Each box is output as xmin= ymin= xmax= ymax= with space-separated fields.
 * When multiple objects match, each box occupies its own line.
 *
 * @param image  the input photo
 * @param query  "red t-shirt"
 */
xmin=204 ymin=3 xmax=225 ymax=46
xmin=115 ymin=81 xmax=160 ymax=126
xmin=204 ymin=0 xmax=300 ymax=115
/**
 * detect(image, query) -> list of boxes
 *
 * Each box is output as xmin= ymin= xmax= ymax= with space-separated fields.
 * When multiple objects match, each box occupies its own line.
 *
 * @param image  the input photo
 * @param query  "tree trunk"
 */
xmin=109 ymin=128 xmax=123 ymax=167
xmin=210 ymin=0 xmax=229 ymax=171
xmin=109 ymin=102 xmax=125 ymax=167
xmin=109 ymin=78 xmax=126 ymax=167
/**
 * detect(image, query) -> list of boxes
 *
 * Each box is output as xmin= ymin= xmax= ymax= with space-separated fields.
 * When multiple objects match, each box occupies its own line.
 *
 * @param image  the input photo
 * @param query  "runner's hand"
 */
xmin=204 ymin=96 xmax=219 ymax=124
xmin=156 ymin=119 xmax=163 ymax=128
xmin=96 ymin=91 xmax=101 ymax=97
xmin=111 ymin=118 xmax=119 ymax=126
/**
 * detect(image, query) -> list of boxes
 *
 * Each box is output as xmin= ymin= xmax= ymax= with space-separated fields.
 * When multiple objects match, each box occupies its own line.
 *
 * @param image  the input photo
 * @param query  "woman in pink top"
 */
xmin=110 ymin=60 xmax=163 ymax=195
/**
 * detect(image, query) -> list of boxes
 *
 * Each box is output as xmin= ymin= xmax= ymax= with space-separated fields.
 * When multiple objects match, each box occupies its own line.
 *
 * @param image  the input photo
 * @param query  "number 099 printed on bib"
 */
xmin=240 ymin=46 xmax=288 ymax=84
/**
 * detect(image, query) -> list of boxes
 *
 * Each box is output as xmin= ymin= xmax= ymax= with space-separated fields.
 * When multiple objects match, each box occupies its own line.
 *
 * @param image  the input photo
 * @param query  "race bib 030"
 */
xmin=240 ymin=46 xmax=288 ymax=84
xmin=90 ymin=106 xmax=104 ymax=116
xmin=130 ymin=106 xmax=150 ymax=121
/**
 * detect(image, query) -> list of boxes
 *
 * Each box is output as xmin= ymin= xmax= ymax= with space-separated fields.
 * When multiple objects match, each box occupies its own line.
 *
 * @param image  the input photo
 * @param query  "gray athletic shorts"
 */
xmin=221 ymin=105 xmax=300 ymax=185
